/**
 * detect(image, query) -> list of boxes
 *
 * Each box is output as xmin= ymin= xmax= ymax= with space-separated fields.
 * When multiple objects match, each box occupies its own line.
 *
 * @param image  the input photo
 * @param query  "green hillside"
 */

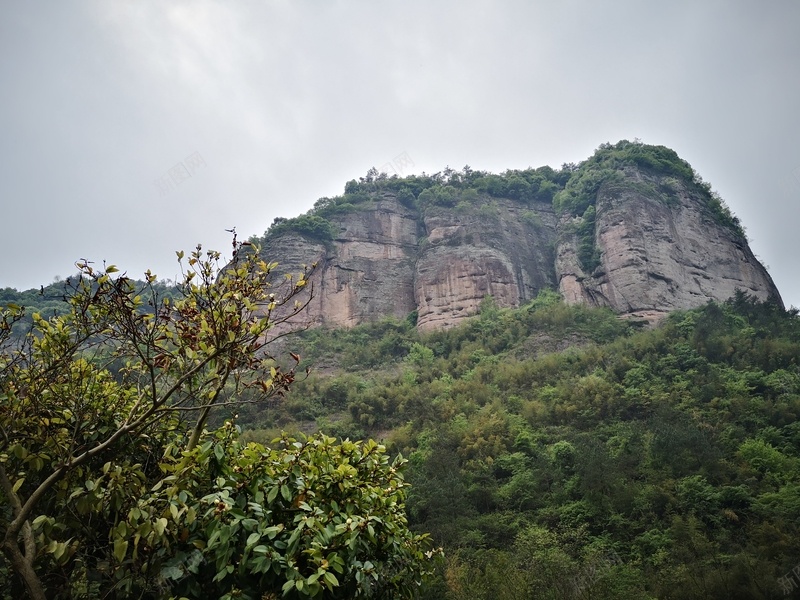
xmin=236 ymin=292 xmax=800 ymax=599
xmin=6 ymin=271 xmax=795 ymax=598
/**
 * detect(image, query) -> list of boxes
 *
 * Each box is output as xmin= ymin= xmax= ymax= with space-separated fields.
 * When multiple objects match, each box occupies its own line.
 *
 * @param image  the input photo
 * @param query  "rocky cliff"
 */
xmin=414 ymin=198 xmax=557 ymax=329
xmin=256 ymin=142 xmax=782 ymax=331
xmin=259 ymin=199 xmax=417 ymax=330
xmin=555 ymin=165 xmax=780 ymax=321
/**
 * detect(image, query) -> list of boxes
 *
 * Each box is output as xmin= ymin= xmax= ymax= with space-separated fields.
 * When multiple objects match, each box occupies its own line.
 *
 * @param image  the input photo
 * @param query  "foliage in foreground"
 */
xmin=132 ymin=428 xmax=439 ymax=600
xmin=0 ymin=244 xmax=437 ymax=599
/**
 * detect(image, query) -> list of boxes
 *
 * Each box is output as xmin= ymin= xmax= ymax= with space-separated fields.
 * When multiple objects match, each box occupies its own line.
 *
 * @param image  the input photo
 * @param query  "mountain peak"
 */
xmin=253 ymin=141 xmax=781 ymax=330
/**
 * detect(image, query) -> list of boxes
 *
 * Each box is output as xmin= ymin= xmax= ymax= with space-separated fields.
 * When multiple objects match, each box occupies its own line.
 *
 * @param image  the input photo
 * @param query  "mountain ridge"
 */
xmin=251 ymin=141 xmax=781 ymax=330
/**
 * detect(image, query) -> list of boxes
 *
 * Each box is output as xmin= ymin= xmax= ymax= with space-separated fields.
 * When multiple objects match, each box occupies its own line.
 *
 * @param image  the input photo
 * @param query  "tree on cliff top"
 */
xmin=0 ymin=241 xmax=439 ymax=599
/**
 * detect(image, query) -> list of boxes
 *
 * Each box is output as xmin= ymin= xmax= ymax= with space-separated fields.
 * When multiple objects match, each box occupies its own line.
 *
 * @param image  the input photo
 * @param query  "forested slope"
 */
xmin=241 ymin=292 xmax=800 ymax=599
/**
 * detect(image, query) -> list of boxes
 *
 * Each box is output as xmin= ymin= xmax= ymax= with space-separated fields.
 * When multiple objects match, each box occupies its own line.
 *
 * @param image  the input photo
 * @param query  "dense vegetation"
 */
xmin=3 ymin=268 xmax=796 ymax=599
xmin=0 ymin=277 xmax=182 ymax=337
xmin=0 ymin=248 xmax=437 ymax=600
xmin=250 ymin=141 xmax=746 ymax=275
xmin=236 ymin=292 xmax=800 ymax=599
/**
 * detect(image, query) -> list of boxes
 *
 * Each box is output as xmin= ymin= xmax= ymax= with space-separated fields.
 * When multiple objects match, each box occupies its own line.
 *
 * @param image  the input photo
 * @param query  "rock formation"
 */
xmin=555 ymin=166 xmax=780 ymax=320
xmin=414 ymin=199 xmax=557 ymax=329
xmin=256 ymin=144 xmax=782 ymax=331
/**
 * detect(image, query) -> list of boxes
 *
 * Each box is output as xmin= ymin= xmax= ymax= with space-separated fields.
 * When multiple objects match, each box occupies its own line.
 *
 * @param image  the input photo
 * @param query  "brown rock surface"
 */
xmin=259 ymin=197 xmax=419 ymax=329
xmin=556 ymin=168 xmax=781 ymax=317
xmin=414 ymin=200 xmax=557 ymax=330
xmin=319 ymin=199 xmax=419 ymax=327
xmin=258 ymin=168 xmax=782 ymax=331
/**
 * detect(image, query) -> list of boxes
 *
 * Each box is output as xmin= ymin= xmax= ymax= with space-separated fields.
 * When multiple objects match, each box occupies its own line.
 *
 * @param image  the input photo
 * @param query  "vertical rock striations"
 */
xmin=319 ymin=198 xmax=420 ymax=327
xmin=555 ymin=166 xmax=781 ymax=320
xmin=258 ymin=197 xmax=419 ymax=330
xmin=415 ymin=199 xmax=557 ymax=330
xmin=255 ymin=143 xmax=783 ymax=331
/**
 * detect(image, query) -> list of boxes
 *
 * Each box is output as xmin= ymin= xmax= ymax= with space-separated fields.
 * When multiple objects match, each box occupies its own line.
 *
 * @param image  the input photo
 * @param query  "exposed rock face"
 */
xmin=259 ymin=167 xmax=782 ymax=331
xmin=320 ymin=199 xmax=419 ymax=327
xmin=257 ymin=233 xmax=327 ymax=333
xmin=556 ymin=168 xmax=781 ymax=319
xmin=415 ymin=200 xmax=557 ymax=330
xmin=260 ymin=198 xmax=419 ymax=329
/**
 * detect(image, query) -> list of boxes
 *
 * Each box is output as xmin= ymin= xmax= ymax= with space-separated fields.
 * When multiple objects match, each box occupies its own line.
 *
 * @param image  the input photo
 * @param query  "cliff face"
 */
xmin=259 ymin=198 xmax=418 ymax=330
xmin=319 ymin=199 xmax=419 ymax=327
xmin=556 ymin=167 xmax=780 ymax=320
xmin=262 ymin=197 xmax=558 ymax=331
xmin=257 ymin=148 xmax=782 ymax=331
xmin=415 ymin=200 xmax=557 ymax=329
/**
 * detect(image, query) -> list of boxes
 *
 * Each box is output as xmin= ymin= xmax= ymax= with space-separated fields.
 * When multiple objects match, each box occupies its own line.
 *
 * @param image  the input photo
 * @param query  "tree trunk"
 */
xmin=0 ymin=464 xmax=47 ymax=599
xmin=2 ymin=539 xmax=47 ymax=600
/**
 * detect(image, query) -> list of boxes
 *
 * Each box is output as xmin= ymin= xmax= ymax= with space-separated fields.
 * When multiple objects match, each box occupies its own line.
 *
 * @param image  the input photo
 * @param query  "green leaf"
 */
xmin=113 ymin=538 xmax=128 ymax=563
xmin=154 ymin=517 xmax=168 ymax=536
xmin=32 ymin=515 xmax=50 ymax=529
xmin=323 ymin=571 xmax=339 ymax=588
xmin=280 ymin=484 xmax=292 ymax=503
xmin=263 ymin=524 xmax=283 ymax=539
xmin=53 ymin=542 xmax=67 ymax=561
xmin=207 ymin=527 xmax=221 ymax=550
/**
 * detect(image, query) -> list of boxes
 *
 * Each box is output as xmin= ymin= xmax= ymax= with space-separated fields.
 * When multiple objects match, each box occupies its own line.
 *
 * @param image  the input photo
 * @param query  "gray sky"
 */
xmin=2 ymin=1 xmax=799 ymax=308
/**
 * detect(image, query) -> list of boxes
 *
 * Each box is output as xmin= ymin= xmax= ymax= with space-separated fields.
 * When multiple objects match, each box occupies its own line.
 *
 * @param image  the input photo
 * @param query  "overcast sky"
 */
xmin=2 ymin=1 xmax=799 ymax=307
